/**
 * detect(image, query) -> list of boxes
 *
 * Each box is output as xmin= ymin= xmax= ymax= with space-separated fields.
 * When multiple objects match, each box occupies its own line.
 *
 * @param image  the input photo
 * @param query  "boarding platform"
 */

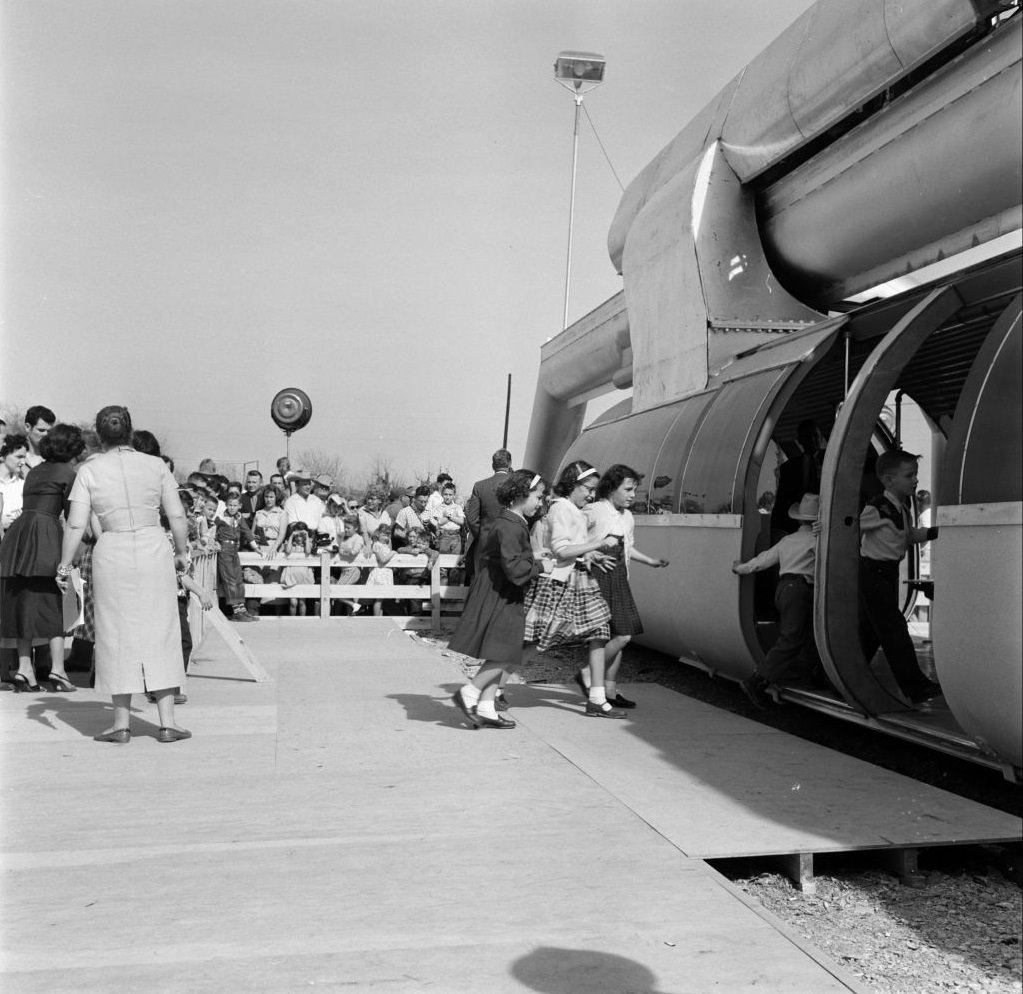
xmin=1 ymin=619 xmax=1019 ymax=993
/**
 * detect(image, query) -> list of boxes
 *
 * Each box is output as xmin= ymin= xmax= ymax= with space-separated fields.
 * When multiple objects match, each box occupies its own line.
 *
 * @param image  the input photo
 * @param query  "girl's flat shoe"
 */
xmin=94 ymin=728 xmax=130 ymax=743
xmin=573 ymin=672 xmax=589 ymax=698
xmin=494 ymin=694 xmax=509 ymax=712
xmin=609 ymin=693 xmax=636 ymax=709
xmin=49 ymin=673 xmax=78 ymax=693
xmin=157 ymin=727 xmax=192 ymax=743
xmin=11 ymin=674 xmax=41 ymax=693
xmin=451 ymin=689 xmax=479 ymax=727
xmin=475 ymin=712 xmax=516 ymax=729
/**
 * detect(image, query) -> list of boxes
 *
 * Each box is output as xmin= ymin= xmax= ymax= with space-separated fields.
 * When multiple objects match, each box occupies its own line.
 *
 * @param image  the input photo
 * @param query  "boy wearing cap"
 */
xmin=732 ymin=493 xmax=824 ymax=708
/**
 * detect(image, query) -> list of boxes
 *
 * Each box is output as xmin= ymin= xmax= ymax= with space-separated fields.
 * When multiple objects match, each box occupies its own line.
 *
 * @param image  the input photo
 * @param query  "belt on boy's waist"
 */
xmin=779 ymin=573 xmax=813 ymax=584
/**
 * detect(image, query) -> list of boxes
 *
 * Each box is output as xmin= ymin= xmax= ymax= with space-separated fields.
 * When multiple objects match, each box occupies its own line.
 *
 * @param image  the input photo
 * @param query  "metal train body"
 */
xmin=525 ymin=0 xmax=1022 ymax=776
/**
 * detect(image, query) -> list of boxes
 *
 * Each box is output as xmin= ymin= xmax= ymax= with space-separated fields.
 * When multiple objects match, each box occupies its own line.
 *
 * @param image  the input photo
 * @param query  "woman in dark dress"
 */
xmin=449 ymin=470 xmax=551 ymax=729
xmin=0 ymin=424 xmax=85 ymax=692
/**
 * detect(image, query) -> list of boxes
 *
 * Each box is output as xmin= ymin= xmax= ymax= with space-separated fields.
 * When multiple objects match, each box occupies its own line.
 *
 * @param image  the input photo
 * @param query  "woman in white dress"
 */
xmin=56 ymin=406 xmax=191 ymax=744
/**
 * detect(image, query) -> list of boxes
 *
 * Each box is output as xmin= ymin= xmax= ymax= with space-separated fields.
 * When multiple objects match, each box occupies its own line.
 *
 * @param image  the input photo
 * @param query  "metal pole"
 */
xmin=562 ymin=93 xmax=583 ymax=331
xmin=502 ymin=373 xmax=512 ymax=449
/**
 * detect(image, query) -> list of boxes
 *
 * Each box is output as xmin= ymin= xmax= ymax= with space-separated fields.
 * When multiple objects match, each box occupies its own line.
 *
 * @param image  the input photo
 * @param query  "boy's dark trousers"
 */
xmin=760 ymin=575 xmax=821 ymax=685
xmin=217 ymin=543 xmax=245 ymax=608
xmin=177 ymin=596 xmax=193 ymax=670
xmin=858 ymin=557 xmax=930 ymax=697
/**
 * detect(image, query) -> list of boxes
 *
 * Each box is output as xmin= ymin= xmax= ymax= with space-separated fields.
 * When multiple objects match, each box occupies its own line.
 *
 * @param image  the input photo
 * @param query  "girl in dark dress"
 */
xmin=0 ymin=424 xmax=85 ymax=692
xmin=582 ymin=464 xmax=670 ymax=708
xmin=449 ymin=470 xmax=551 ymax=729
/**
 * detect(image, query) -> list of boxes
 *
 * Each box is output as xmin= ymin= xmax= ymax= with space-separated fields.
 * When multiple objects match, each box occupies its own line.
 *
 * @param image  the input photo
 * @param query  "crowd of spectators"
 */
xmin=0 ymin=406 xmax=473 ymax=693
xmin=168 ymin=458 xmax=469 ymax=618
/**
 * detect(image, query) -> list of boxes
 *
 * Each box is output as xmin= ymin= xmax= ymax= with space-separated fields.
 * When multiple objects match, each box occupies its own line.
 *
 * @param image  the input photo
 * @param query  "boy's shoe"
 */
xmin=244 ymin=610 xmax=261 ymax=621
xmin=584 ymin=700 xmax=626 ymax=719
xmin=230 ymin=611 xmax=256 ymax=622
xmin=910 ymin=680 xmax=943 ymax=704
xmin=494 ymin=694 xmax=509 ymax=712
xmin=174 ymin=694 xmax=188 ymax=705
xmin=740 ymin=675 xmax=772 ymax=710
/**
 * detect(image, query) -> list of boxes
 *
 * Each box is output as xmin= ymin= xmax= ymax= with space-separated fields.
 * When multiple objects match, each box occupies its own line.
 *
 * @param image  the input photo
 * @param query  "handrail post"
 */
xmin=320 ymin=551 xmax=331 ymax=619
xmin=431 ymin=557 xmax=441 ymax=629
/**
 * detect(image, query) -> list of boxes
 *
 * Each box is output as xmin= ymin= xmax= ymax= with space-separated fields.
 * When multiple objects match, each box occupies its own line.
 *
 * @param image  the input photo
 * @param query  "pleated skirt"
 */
xmin=592 ymin=557 xmax=644 ymax=637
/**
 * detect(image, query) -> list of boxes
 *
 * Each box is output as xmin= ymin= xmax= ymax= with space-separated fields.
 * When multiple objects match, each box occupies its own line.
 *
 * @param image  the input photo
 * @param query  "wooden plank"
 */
xmin=876 ymin=847 xmax=923 ymax=886
xmin=775 ymin=852 xmax=816 ymax=895
xmin=203 ymin=607 xmax=273 ymax=682
xmin=0 ymin=620 xmax=865 ymax=994
xmin=510 ymin=680 xmax=1023 ymax=859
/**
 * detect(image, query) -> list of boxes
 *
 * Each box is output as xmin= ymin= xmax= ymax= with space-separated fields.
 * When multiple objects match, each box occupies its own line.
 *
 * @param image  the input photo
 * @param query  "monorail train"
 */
xmin=525 ymin=0 xmax=1022 ymax=777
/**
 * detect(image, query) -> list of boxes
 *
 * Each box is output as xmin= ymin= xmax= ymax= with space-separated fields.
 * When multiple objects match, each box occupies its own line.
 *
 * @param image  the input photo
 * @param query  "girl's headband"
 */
xmin=576 ymin=467 xmax=598 ymax=482
xmin=529 ymin=474 xmax=542 ymax=489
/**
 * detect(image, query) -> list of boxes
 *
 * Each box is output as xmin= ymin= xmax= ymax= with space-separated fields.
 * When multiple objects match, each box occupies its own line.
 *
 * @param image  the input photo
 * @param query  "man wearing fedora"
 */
xmin=732 ymin=493 xmax=825 ymax=708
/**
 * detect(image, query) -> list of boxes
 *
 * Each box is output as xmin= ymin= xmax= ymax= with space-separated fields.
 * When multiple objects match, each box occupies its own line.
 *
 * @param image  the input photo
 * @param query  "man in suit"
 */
xmin=462 ymin=449 xmax=513 ymax=587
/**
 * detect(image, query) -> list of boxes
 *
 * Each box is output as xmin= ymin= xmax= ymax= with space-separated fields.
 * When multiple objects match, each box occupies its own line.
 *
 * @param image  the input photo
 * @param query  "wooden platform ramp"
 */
xmin=1 ymin=618 xmax=1015 ymax=992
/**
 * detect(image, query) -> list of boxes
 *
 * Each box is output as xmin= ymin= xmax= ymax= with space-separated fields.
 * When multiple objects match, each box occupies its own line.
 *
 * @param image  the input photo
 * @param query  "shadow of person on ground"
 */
xmin=386 ymin=687 xmax=477 ymax=730
xmin=21 ymin=697 xmax=165 ymax=738
xmin=510 ymin=946 xmax=678 ymax=994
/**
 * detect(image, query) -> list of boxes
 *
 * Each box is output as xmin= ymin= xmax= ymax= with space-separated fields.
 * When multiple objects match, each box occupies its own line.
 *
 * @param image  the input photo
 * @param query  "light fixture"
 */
xmin=554 ymin=51 xmax=606 ymax=330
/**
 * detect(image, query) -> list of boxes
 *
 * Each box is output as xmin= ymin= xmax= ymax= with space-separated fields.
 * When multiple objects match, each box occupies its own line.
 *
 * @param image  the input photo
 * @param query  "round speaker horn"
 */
xmin=270 ymin=388 xmax=313 ymax=433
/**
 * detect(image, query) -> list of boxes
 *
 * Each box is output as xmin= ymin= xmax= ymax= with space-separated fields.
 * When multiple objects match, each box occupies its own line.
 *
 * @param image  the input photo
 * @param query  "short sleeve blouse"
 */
xmin=69 ymin=448 xmax=177 ymax=531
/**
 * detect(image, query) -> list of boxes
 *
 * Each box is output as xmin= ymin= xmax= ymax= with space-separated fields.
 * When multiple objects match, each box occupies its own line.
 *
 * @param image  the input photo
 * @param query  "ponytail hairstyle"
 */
xmin=95 ymin=406 xmax=133 ymax=447
xmin=553 ymin=459 xmax=598 ymax=498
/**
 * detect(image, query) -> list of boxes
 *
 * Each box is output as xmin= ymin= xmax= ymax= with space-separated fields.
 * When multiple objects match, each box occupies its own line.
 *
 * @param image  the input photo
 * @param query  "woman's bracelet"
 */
xmin=56 ymin=563 xmax=74 ymax=577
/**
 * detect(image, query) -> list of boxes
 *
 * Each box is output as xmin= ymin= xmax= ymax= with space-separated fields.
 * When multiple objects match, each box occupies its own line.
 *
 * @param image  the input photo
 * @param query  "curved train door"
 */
xmin=815 ymin=286 xmax=964 ymax=713
xmin=933 ymin=294 xmax=1022 ymax=772
xmin=814 ymin=265 xmax=1023 ymax=773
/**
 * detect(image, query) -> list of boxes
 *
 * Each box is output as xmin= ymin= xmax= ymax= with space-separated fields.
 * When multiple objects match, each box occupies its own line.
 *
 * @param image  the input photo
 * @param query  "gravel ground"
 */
xmin=422 ymin=632 xmax=1022 ymax=994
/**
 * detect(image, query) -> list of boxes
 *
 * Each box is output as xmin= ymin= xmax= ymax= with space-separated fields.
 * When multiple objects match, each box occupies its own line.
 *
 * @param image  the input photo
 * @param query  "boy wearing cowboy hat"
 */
xmin=732 ymin=493 xmax=825 ymax=708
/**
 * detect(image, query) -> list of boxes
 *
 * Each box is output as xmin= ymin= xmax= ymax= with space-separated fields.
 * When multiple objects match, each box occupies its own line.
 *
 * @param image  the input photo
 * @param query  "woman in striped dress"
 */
xmin=582 ymin=464 xmax=670 ymax=709
xmin=523 ymin=460 xmax=625 ymax=718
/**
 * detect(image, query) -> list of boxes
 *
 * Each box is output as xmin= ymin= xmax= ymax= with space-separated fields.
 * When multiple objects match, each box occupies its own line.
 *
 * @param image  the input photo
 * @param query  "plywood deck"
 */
xmin=2 ymin=617 xmax=1012 ymax=993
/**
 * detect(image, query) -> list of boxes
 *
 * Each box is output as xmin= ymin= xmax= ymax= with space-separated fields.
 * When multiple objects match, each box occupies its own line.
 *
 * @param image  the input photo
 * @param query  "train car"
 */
xmin=525 ymin=0 xmax=1022 ymax=777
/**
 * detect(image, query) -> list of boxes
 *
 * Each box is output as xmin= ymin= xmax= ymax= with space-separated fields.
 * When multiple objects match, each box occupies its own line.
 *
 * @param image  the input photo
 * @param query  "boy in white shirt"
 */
xmin=732 ymin=493 xmax=824 ymax=708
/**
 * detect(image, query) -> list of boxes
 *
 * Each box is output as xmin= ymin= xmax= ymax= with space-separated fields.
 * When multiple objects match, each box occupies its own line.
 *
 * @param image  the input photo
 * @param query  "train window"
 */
xmin=561 ymin=399 xmax=685 ymax=510
xmin=648 ymin=392 xmax=715 ymax=514
xmin=679 ymin=369 xmax=787 ymax=513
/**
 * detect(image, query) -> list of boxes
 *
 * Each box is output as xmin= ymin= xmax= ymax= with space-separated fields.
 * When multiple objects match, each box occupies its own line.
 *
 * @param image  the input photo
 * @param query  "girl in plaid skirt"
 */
xmin=523 ymin=460 xmax=626 ymax=718
xmin=582 ymin=464 xmax=670 ymax=709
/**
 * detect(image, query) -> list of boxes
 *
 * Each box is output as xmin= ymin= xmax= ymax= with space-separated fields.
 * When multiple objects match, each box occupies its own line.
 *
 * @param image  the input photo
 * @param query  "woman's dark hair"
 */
xmin=1 ymin=433 xmax=29 ymax=458
xmin=39 ymin=424 xmax=85 ymax=464
xmin=95 ymin=405 xmax=133 ymax=446
xmin=596 ymin=464 xmax=643 ymax=500
xmin=162 ymin=455 xmax=175 ymax=473
xmin=554 ymin=459 xmax=598 ymax=498
xmin=261 ymin=484 xmax=285 ymax=506
xmin=496 ymin=468 xmax=544 ymax=507
xmin=131 ymin=429 xmax=161 ymax=457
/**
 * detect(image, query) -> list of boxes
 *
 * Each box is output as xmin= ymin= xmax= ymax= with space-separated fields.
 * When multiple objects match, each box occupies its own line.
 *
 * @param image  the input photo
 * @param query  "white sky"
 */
xmin=1 ymin=0 xmax=812 ymax=489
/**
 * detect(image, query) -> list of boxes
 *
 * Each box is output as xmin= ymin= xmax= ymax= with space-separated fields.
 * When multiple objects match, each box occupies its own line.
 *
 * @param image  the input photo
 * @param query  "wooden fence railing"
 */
xmin=238 ymin=551 xmax=468 ymax=629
